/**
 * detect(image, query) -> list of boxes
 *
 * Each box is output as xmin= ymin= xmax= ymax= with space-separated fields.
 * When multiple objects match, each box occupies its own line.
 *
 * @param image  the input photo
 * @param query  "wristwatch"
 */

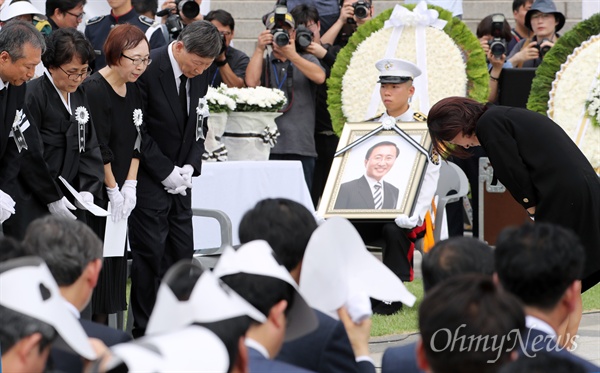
xmin=215 ymin=58 xmax=228 ymax=67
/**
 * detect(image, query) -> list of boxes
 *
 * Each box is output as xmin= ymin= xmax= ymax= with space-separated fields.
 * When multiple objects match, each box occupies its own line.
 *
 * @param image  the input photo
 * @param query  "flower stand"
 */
xmin=203 ymin=112 xmax=229 ymax=162
xmin=222 ymin=112 xmax=281 ymax=161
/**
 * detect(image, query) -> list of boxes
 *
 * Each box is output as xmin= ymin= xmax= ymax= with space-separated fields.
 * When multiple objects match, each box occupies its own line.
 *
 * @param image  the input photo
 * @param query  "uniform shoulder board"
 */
xmin=429 ymin=151 xmax=440 ymax=165
xmin=86 ymin=15 xmax=105 ymax=25
xmin=139 ymin=15 xmax=154 ymax=27
xmin=413 ymin=111 xmax=427 ymax=122
xmin=366 ymin=113 xmax=384 ymax=122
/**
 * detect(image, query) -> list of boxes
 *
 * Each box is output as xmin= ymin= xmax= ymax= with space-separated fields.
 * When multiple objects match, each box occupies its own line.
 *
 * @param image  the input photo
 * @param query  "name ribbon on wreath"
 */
xmin=366 ymin=1 xmax=446 ymax=119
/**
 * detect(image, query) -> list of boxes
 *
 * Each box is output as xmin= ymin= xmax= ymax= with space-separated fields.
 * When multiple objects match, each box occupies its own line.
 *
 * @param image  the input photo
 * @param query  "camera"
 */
xmin=218 ymin=33 xmax=227 ymax=55
xmin=352 ymin=1 xmax=371 ymax=20
xmin=268 ymin=0 xmax=290 ymax=47
xmin=156 ymin=0 xmax=200 ymax=39
xmin=537 ymin=38 xmax=551 ymax=57
xmin=295 ymin=24 xmax=313 ymax=52
xmin=487 ymin=14 xmax=507 ymax=58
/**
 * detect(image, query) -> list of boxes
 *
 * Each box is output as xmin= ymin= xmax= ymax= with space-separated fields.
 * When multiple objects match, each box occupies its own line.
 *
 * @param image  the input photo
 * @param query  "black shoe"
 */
xmin=372 ymin=301 xmax=403 ymax=315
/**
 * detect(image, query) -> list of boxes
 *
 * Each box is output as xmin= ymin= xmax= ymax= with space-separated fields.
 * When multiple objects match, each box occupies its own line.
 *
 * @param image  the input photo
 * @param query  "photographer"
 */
xmin=506 ymin=0 xmax=564 ymax=68
xmin=205 ymin=9 xmax=249 ymax=88
xmin=157 ymin=0 xmax=202 ymax=40
xmin=476 ymin=14 xmax=513 ymax=102
xmin=290 ymin=4 xmax=340 ymax=206
xmin=245 ymin=4 xmax=325 ymax=189
xmin=321 ymin=0 xmax=373 ymax=47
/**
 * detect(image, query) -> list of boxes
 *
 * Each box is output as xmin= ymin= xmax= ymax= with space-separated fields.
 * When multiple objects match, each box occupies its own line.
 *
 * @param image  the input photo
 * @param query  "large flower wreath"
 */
xmin=527 ymin=13 xmax=600 ymax=170
xmin=327 ymin=3 xmax=489 ymax=135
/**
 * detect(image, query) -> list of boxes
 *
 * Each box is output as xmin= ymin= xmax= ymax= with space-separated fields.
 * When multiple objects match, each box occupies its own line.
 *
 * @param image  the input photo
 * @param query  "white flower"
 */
xmin=222 ymin=86 xmax=287 ymax=112
xmin=381 ymin=117 xmax=396 ymax=130
xmin=132 ymin=109 xmax=143 ymax=128
xmin=197 ymin=97 xmax=210 ymax=117
xmin=206 ymin=86 xmax=236 ymax=112
xmin=75 ymin=106 xmax=89 ymax=125
xmin=548 ymin=34 xmax=600 ymax=170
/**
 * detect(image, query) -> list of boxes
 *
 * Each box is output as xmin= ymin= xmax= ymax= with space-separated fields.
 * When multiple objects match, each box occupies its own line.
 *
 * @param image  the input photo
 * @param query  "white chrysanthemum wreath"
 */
xmin=548 ymin=34 xmax=600 ymax=170
xmin=341 ymin=26 xmax=467 ymax=122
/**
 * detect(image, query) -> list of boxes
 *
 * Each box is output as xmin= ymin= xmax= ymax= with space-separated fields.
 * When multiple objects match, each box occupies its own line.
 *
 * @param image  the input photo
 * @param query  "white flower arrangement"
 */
xmin=226 ymin=86 xmax=287 ymax=112
xmin=75 ymin=106 xmax=89 ymax=125
xmin=132 ymin=109 xmax=143 ymax=128
xmin=586 ymin=77 xmax=600 ymax=127
xmin=341 ymin=26 xmax=467 ymax=121
xmin=206 ymin=84 xmax=236 ymax=113
xmin=548 ymin=35 xmax=600 ymax=170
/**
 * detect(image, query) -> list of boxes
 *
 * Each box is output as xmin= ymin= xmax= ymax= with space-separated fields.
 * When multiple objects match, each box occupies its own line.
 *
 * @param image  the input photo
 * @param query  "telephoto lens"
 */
xmin=295 ymin=25 xmax=313 ymax=51
xmin=352 ymin=1 xmax=370 ymax=19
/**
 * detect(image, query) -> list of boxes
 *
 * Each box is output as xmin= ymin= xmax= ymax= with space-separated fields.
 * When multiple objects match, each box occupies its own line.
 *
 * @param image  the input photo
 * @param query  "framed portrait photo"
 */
xmin=317 ymin=121 xmax=432 ymax=219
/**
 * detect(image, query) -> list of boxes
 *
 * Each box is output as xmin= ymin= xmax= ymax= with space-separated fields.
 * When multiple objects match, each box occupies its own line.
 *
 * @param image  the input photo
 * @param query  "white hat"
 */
xmin=146 ymin=261 xmax=266 ymax=336
xmin=376 ymin=58 xmax=421 ymax=84
xmin=299 ymin=217 xmax=416 ymax=320
xmin=0 ymin=0 xmax=46 ymax=21
xmin=0 ymin=257 xmax=97 ymax=360
xmin=109 ymin=325 xmax=229 ymax=372
xmin=213 ymin=241 xmax=319 ymax=341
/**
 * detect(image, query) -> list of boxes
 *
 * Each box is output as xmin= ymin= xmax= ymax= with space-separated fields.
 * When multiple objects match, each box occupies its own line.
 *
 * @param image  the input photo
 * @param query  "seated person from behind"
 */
xmin=205 ymin=9 xmax=249 ymax=88
xmin=506 ymin=0 xmax=564 ymax=68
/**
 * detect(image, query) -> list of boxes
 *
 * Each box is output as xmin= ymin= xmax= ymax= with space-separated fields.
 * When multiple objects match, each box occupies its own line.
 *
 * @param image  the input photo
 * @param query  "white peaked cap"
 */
xmin=0 ymin=0 xmax=45 ymax=21
xmin=0 ymin=257 xmax=97 ymax=360
xmin=299 ymin=217 xmax=416 ymax=319
xmin=109 ymin=325 xmax=229 ymax=372
xmin=376 ymin=58 xmax=422 ymax=83
xmin=146 ymin=263 xmax=266 ymax=336
xmin=213 ymin=241 xmax=319 ymax=341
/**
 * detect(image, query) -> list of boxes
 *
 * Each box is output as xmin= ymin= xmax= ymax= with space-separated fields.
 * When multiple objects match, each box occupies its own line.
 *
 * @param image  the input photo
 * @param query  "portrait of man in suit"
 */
xmin=334 ymin=141 xmax=400 ymax=210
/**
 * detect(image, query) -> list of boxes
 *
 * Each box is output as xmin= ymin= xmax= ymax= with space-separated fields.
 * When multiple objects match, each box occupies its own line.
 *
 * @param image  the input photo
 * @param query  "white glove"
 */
xmin=0 ymin=189 xmax=16 ymax=224
xmin=179 ymin=164 xmax=194 ymax=182
xmin=75 ymin=191 xmax=94 ymax=209
xmin=47 ymin=197 xmax=77 ymax=220
xmin=345 ymin=290 xmax=372 ymax=324
xmin=394 ymin=214 xmax=420 ymax=229
xmin=106 ymin=185 xmax=124 ymax=222
xmin=161 ymin=167 xmax=193 ymax=196
xmin=121 ymin=180 xmax=137 ymax=219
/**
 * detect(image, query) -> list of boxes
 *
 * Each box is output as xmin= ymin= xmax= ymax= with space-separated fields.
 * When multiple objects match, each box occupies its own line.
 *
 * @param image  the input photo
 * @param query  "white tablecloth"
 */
xmin=192 ymin=161 xmax=314 ymax=249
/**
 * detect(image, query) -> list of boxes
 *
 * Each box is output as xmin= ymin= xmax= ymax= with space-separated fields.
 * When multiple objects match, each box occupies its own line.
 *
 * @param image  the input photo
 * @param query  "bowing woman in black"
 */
xmin=25 ymin=28 xmax=104 ymax=222
xmin=82 ymin=24 xmax=151 ymax=323
xmin=427 ymin=96 xmax=600 ymax=340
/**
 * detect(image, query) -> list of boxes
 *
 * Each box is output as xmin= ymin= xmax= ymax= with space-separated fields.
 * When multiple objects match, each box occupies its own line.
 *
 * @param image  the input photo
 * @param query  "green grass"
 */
xmin=370 ymin=281 xmax=600 ymax=338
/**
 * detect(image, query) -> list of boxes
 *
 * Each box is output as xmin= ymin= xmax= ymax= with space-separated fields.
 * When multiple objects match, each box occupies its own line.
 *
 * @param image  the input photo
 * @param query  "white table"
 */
xmin=191 ymin=161 xmax=315 ymax=250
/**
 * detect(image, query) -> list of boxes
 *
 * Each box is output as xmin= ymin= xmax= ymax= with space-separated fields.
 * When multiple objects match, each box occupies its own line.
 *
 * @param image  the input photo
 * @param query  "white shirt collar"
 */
xmin=44 ymin=70 xmax=71 ymax=114
xmin=0 ymin=77 xmax=8 ymax=90
xmin=379 ymin=106 xmax=414 ymax=123
xmin=62 ymin=297 xmax=81 ymax=319
xmin=245 ymin=337 xmax=270 ymax=359
xmin=168 ymin=42 xmax=184 ymax=87
xmin=525 ymin=315 xmax=556 ymax=339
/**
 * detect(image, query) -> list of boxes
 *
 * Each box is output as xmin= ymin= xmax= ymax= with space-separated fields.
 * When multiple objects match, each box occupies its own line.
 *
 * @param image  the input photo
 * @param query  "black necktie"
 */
xmin=179 ymin=74 xmax=188 ymax=120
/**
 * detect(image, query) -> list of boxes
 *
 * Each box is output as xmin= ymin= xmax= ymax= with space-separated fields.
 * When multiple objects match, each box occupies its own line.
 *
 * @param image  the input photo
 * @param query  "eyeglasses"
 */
xmin=58 ymin=65 xmax=91 ymax=81
xmin=65 ymin=10 xmax=85 ymax=20
xmin=530 ymin=13 xmax=553 ymax=20
xmin=121 ymin=53 xmax=153 ymax=66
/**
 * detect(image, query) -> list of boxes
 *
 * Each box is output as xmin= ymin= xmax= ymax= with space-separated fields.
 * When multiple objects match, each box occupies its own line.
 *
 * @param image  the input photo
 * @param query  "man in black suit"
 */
xmin=335 ymin=141 xmax=400 ymax=210
xmin=22 ymin=216 xmax=131 ymax=373
xmin=0 ymin=20 xmax=77 ymax=238
xmin=129 ymin=20 xmax=222 ymax=338
xmin=381 ymin=236 xmax=495 ymax=373
xmin=495 ymin=223 xmax=600 ymax=371
xmin=239 ymin=198 xmax=376 ymax=373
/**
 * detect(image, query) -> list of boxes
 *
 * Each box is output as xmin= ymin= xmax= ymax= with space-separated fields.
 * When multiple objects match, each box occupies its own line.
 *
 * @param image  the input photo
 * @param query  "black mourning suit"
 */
xmin=128 ymin=44 xmax=209 ymax=336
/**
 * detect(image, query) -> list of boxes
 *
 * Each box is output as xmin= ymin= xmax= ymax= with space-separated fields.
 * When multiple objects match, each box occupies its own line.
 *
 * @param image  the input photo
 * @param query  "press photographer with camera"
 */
xmin=245 ymin=0 xmax=325 ymax=189
xmin=506 ymin=0 xmax=564 ymax=68
xmin=476 ymin=13 xmax=513 ymax=102
xmin=157 ymin=0 xmax=202 ymax=39
xmin=204 ymin=9 xmax=249 ymax=88
xmin=321 ymin=0 xmax=373 ymax=47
